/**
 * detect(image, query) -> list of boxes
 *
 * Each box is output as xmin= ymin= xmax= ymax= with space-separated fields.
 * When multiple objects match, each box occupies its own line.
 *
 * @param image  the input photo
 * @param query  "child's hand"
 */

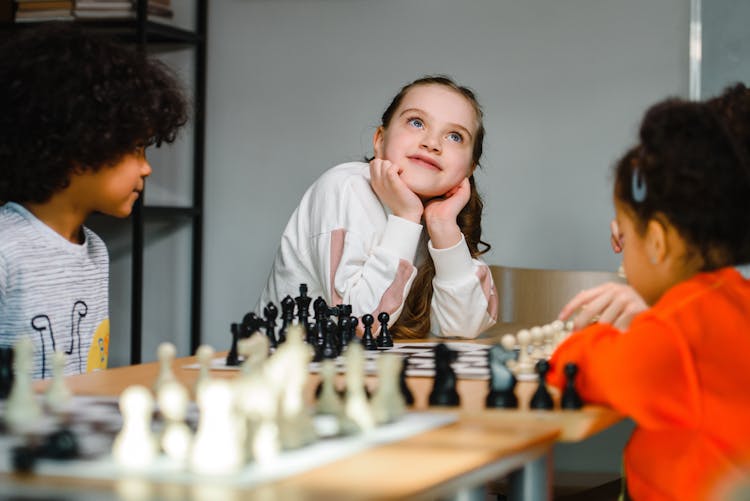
xmin=423 ymin=177 xmax=471 ymax=249
xmin=369 ymin=159 xmax=423 ymax=223
xmin=558 ymin=282 xmax=647 ymax=331
xmin=610 ymin=219 xmax=623 ymax=253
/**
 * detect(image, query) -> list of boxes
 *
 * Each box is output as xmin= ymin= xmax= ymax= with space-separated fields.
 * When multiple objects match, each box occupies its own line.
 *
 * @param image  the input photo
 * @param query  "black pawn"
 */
xmin=428 ymin=343 xmax=460 ymax=406
xmin=313 ymin=297 xmax=328 ymax=348
xmin=226 ymin=322 xmax=240 ymax=366
xmin=485 ymin=344 xmax=518 ymax=409
xmin=263 ymin=302 xmax=279 ymax=349
xmin=348 ymin=316 xmax=360 ymax=345
xmin=277 ymin=295 xmax=295 ymax=344
xmin=322 ymin=319 xmax=339 ymax=359
xmin=529 ymin=359 xmax=554 ymax=410
xmin=376 ymin=312 xmax=393 ymax=348
xmin=0 ymin=347 xmax=14 ymax=400
xmin=361 ymin=314 xmax=377 ymax=350
xmin=561 ymin=362 xmax=583 ymax=410
xmin=337 ymin=316 xmax=350 ymax=353
xmin=336 ymin=305 xmax=352 ymax=341
xmin=399 ymin=356 xmax=414 ymax=406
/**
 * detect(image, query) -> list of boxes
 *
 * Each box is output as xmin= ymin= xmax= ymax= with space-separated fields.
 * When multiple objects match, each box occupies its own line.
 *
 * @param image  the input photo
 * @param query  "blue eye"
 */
xmin=447 ymin=132 xmax=463 ymax=143
xmin=408 ymin=118 xmax=424 ymax=129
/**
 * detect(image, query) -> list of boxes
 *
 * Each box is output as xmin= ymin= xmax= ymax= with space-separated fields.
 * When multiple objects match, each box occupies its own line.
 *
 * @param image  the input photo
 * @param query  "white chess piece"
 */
xmin=190 ymin=379 xmax=244 ymax=475
xmin=500 ymin=334 xmax=518 ymax=371
xmin=370 ymin=353 xmax=405 ymax=425
xmin=238 ymin=335 xmax=269 ymax=378
xmin=157 ymin=380 xmax=192 ymax=464
xmin=45 ymin=350 xmax=72 ymax=414
xmin=154 ymin=342 xmax=177 ymax=394
xmin=542 ymin=324 xmax=556 ymax=357
xmin=515 ymin=329 xmax=535 ymax=376
xmin=193 ymin=344 xmax=214 ymax=398
xmin=113 ymin=385 xmax=158 ymax=469
xmin=4 ymin=337 xmax=41 ymax=432
xmin=316 ymin=359 xmax=343 ymax=416
xmin=529 ymin=326 xmax=545 ymax=360
xmin=342 ymin=343 xmax=375 ymax=433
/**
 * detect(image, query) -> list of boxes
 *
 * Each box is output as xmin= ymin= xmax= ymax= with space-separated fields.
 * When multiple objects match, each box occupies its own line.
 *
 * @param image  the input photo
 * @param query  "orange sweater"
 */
xmin=548 ymin=267 xmax=750 ymax=500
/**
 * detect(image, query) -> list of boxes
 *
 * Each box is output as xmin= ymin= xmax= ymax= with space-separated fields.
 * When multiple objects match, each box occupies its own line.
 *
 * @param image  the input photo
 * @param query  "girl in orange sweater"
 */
xmin=548 ymin=86 xmax=750 ymax=500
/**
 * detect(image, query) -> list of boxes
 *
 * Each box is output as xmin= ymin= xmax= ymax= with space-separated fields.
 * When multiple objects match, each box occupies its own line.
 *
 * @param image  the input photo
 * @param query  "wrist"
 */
xmin=427 ymin=220 xmax=462 ymax=249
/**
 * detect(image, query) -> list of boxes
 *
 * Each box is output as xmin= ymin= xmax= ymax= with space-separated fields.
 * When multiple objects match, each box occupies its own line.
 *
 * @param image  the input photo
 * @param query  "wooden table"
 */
xmin=13 ymin=350 xmax=621 ymax=501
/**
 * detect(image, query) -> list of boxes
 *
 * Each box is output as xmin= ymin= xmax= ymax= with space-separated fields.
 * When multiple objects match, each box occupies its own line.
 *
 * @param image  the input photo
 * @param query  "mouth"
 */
xmin=408 ymin=154 xmax=441 ymax=171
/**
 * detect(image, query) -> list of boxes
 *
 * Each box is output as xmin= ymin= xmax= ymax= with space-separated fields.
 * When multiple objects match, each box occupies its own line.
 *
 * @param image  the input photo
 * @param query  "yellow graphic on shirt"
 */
xmin=86 ymin=319 xmax=109 ymax=372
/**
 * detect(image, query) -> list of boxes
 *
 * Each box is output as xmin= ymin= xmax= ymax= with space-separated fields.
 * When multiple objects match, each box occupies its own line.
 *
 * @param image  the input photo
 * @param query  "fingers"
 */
xmin=610 ymin=219 xmax=623 ymax=253
xmin=558 ymin=282 xmax=648 ymax=332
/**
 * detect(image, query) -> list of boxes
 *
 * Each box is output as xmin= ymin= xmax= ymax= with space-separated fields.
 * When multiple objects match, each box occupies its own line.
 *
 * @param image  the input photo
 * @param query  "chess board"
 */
xmin=189 ymin=342 xmax=495 ymax=380
xmin=0 ymin=395 xmax=456 ymax=487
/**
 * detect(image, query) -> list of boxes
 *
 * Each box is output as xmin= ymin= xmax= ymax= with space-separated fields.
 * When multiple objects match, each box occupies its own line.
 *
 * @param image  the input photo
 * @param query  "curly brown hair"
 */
xmin=0 ymin=22 xmax=189 ymax=203
xmin=614 ymin=84 xmax=750 ymax=270
xmin=375 ymin=76 xmax=491 ymax=339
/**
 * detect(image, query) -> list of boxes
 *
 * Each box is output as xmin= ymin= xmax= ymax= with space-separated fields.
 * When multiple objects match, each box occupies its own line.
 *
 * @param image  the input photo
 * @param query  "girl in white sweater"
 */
xmin=258 ymin=76 xmax=498 ymax=339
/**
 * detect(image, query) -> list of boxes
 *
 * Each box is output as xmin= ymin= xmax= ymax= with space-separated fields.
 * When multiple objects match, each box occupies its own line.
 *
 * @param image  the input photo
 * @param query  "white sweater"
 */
xmin=256 ymin=162 xmax=498 ymax=338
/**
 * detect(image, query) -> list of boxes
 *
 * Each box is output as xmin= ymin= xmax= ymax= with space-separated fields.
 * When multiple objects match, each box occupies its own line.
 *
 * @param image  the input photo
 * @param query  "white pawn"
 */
xmin=158 ymin=380 xmax=192 ymax=464
xmin=342 ymin=343 xmax=375 ymax=433
xmin=45 ymin=350 xmax=72 ymax=414
xmin=193 ymin=344 xmax=214 ymax=399
xmin=113 ymin=385 xmax=158 ymax=469
xmin=542 ymin=324 xmax=556 ymax=358
xmin=5 ymin=337 xmax=41 ymax=433
xmin=515 ymin=329 xmax=535 ymax=376
xmin=500 ymin=333 xmax=518 ymax=371
xmin=370 ymin=353 xmax=405 ymax=425
xmin=190 ymin=379 xmax=244 ymax=475
xmin=153 ymin=342 xmax=177 ymax=394
xmin=529 ymin=326 xmax=545 ymax=360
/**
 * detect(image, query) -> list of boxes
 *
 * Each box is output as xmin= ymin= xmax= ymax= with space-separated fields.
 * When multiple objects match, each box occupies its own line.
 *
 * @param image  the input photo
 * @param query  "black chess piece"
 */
xmin=226 ymin=322 xmax=240 ymax=366
xmin=348 ymin=316 xmax=360 ymax=345
xmin=529 ymin=359 xmax=554 ymax=410
xmin=485 ymin=344 xmax=519 ymax=409
xmin=361 ymin=314 xmax=378 ymax=350
xmin=336 ymin=304 xmax=352 ymax=341
xmin=40 ymin=429 xmax=79 ymax=460
xmin=241 ymin=312 xmax=263 ymax=338
xmin=376 ymin=311 xmax=393 ymax=348
xmin=399 ymin=356 xmax=414 ymax=406
xmin=337 ymin=316 xmax=350 ymax=353
xmin=561 ymin=362 xmax=583 ymax=410
xmin=277 ymin=295 xmax=295 ymax=344
xmin=11 ymin=445 xmax=36 ymax=473
xmin=428 ymin=343 xmax=460 ymax=406
xmin=322 ymin=319 xmax=339 ymax=359
xmin=263 ymin=302 xmax=279 ymax=349
xmin=295 ymin=283 xmax=312 ymax=328
xmin=0 ymin=346 xmax=14 ymax=400
xmin=313 ymin=297 xmax=328 ymax=348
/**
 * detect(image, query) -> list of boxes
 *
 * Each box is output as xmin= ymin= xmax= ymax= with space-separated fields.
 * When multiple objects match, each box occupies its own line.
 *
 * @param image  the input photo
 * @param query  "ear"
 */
xmin=372 ymin=126 xmax=385 ymax=159
xmin=645 ymin=217 xmax=668 ymax=265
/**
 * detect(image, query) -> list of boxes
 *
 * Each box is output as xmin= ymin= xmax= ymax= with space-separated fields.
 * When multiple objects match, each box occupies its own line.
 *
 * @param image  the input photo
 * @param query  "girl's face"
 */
xmin=78 ymin=148 xmax=152 ymax=218
xmin=373 ymin=83 xmax=477 ymax=200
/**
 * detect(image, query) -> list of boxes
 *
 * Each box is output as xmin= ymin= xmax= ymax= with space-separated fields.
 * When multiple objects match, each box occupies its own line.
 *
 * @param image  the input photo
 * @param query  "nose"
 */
xmin=141 ymin=158 xmax=153 ymax=178
xmin=420 ymin=131 xmax=442 ymax=153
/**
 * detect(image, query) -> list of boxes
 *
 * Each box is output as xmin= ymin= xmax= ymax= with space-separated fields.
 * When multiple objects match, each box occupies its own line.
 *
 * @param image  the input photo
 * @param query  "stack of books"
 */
xmin=73 ymin=0 xmax=173 ymax=20
xmin=14 ymin=0 xmax=74 ymax=22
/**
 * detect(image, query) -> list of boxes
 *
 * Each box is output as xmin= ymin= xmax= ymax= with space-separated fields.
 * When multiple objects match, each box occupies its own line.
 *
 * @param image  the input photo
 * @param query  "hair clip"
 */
xmin=631 ymin=166 xmax=647 ymax=203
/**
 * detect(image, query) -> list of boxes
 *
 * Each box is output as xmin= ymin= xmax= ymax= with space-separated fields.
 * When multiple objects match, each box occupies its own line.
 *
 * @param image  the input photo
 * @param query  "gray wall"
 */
xmin=202 ymin=0 xmax=689 ymax=349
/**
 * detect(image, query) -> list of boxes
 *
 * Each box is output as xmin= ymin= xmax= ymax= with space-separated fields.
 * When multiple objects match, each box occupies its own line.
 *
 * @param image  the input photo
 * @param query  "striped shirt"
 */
xmin=0 ymin=202 xmax=109 ymax=379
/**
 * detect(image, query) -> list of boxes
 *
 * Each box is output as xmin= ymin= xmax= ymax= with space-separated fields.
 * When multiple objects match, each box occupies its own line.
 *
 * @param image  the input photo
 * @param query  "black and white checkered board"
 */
xmin=201 ymin=342 xmax=491 ymax=380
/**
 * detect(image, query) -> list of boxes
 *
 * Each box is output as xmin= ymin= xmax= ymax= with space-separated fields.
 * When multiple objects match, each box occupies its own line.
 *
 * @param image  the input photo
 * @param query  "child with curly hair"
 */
xmin=257 ymin=75 xmax=497 ymax=339
xmin=547 ymin=85 xmax=750 ymax=500
xmin=0 ymin=23 xmax=189 ymax=379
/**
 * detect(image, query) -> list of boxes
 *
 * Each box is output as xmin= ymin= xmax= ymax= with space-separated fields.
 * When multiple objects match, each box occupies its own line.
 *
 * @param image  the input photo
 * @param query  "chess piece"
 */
xmin=322 ymin=319 xmax=339 ymax=359
xmin=5 ymin=338 xmax=41 ymax=433
xmin=277 ymin=295 xmax=295 ymax=344
xmin=561 ymin=362 xmax=583 ymax=410
xmin=337 ymin=316 xmax=351 ymax=353
xmin=295 ymin=283 xmax=312 ymax=327
xmin=263 ymin=302 xmax=279 ymax=349
xmin=45 ymin=351 xmax=72 ymax=414
xmin=361 ymin=314 xmax=377 ymax=350
xmin=399 ymin=356 xmax=414 ymax=406
xmin=515 ymin=329 xmax=535 ymax=376
xmin=190 ymin=379 xmax=244 ymax=474
xmin=529 ymin=326 xmax=545 ymax=360
xmin=0 ymin=346 xmax=14 ymax=400
xmin=316 ymin=360 xmax=343 ymax=416
xmin=529 ymin=359 xmax=554 ymax=410
xmin=342 ymin=343 xmax=375 ymax=433
xmin=428 ymin=343 xmax=460 ymax=406
xmin=226 ymin=322 xmax=241 ymax=366
xmin=241 ymin=312 xmax=263 ymax=338
xmin=500 ymin=333 xmax=518 ymax=372
xmin=153 ymin=342 xmax=177 ymax=394
xmin=376 ymin=311 xmax=393 ymax=348
xmin=158 ymin=380 xmax=192 ymax=463
xmin=113 ymin=385 xmax=158 ymax=469
xmin=370 ymin=353 xmax=406 ymax=424
xmin=238 ymin=335 xmax=270 ymax=377
xmin=194 ymin=344 xmax=214 ymax=398
xmin=313 ymin=297 xmax=328 ymax=349
xmin=348 ymin=316 xmax=360 ymax=345
xmin=485 ymin=344 xmax=518 ymax=408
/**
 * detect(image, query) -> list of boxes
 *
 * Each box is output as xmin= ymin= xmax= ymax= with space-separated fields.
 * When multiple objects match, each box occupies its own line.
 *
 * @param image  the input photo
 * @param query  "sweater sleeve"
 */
xmin=428 ymin=236 xmax=498 ymax=339
xmin=547 ymin=317 xmax=700 ymax=429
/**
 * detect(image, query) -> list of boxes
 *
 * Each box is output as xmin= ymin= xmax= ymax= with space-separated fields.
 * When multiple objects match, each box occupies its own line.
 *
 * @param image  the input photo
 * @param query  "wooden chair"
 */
xmin=484 ymin=265 xmax=625 ymax=336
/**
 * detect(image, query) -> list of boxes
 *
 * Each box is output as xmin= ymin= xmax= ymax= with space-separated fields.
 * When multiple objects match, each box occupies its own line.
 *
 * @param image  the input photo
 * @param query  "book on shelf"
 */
xmin=73 ymin=0 xmax=173 ymax=20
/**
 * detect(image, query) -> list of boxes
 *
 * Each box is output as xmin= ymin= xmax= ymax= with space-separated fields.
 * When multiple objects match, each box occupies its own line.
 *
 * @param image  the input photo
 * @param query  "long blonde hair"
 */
xmin=376 ymin=76 xmax=491 ymax=338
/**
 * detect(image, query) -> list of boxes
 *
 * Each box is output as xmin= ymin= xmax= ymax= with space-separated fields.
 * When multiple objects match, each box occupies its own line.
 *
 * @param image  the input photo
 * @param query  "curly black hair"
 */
xmin=614 ymin=84 xmax=750 ymax=269
xmin=0 ymin=22 xmax=189 ymax=203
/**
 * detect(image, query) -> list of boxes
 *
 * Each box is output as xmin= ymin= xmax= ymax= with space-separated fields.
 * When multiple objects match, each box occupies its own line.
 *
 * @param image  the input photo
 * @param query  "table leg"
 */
xmin=507 ymin=451 xmax=552 ymax=501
